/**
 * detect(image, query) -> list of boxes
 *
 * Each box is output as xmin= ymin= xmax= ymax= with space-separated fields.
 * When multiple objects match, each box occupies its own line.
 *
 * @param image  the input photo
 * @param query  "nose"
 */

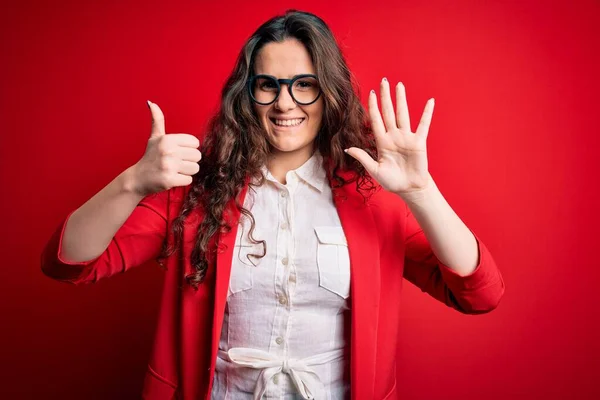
xmin=274 ymin=84 xmax=296 ymax=112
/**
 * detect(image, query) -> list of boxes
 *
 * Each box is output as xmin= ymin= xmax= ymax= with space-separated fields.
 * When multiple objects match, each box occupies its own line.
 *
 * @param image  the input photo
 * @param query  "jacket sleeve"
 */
xmin=402 ymin=203 xmax=505 ymax=314
xmin=40 ymin=189 xmax=171 ymax=285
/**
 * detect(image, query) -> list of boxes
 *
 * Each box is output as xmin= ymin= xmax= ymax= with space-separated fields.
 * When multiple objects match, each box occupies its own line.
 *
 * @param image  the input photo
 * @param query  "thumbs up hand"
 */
xmin=130 ymin=101 xmax=202 ymax=197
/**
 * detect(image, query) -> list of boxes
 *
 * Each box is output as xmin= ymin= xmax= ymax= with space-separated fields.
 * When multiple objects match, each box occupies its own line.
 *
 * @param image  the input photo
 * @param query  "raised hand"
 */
xmin=345 ymin=78 xmax=434 ymax=197
xmin=130 ymin=101 xmax=202 ymax=196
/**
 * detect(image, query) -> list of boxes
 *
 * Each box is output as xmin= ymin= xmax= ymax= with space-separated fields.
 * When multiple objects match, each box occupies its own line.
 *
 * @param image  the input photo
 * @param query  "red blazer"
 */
xmin=41 ymin=172 xmax=505 ymax=400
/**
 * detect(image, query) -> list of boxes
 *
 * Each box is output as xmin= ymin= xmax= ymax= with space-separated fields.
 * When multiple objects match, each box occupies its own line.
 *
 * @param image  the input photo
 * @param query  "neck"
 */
xmin=267 ymin=146 xmax=315 ymax=184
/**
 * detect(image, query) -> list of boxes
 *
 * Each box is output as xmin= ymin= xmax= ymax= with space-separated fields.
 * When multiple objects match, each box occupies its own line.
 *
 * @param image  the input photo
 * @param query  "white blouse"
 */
xmin=211 ymin=152 xmax=351 ymax=399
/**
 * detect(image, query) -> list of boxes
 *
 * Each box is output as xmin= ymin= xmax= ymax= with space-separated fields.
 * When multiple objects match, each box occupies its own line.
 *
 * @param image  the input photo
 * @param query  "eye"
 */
xmin=296 ymin=80 xmax=313 ymax=88
xmin=293 ymin=77 xmax=319 ymax=92
xmin=261 ymin=81 xmax=276 ymax=88
xmin=259 ymin=80 xmax=278 ymax=90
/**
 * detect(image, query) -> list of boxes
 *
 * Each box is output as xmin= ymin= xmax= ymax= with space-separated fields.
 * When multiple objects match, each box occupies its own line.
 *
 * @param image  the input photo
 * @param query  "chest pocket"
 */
xmin=314 ymin=226 xmax=351 ymax=299
xmin=229 ymin=229 xmax=263 ymax=295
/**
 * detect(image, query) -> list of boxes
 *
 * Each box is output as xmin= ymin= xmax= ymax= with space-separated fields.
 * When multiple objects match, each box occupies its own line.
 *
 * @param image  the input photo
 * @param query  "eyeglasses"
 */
xmin=247 ymin=74 xmax=322 ymax=106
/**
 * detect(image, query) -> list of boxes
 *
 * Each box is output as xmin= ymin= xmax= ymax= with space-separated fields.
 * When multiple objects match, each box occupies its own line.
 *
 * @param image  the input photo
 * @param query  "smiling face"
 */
xmin=252 ymin=38 xmax=324 ymax=164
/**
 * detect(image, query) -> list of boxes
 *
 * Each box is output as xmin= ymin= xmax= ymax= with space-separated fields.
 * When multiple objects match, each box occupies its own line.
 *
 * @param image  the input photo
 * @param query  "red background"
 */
xmin=1 ymin=0 xmax=599 ymax=398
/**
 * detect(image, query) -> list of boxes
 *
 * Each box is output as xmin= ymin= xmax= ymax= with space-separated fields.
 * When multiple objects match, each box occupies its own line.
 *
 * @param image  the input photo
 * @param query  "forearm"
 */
xmin=399 ymin=175 xmax=479 ymax=276
xmin=60 ymin=165 xmax=146 ymax=263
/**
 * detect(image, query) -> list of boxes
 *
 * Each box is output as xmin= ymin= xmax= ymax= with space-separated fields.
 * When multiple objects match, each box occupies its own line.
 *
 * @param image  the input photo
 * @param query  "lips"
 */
xmin=269 ymin=117 xmax=306 ymax=128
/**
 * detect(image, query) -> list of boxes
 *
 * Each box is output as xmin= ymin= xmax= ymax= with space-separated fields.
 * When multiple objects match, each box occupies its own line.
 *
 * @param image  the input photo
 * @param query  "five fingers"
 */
xmin=368 ymin=79 xmax=434 ymax=138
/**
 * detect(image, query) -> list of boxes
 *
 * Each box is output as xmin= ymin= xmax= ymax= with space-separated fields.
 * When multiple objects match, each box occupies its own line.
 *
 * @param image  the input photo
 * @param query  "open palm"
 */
xmin=346 ymin=79 xmax=435 ymax=196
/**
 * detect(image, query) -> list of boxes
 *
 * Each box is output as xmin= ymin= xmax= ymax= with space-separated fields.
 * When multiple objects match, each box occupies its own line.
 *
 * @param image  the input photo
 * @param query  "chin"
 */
xmin=264 ymin=131 xmax=311 ymax=151
xmin=271 ymin=143 xmax=307 ymax=154
xmin=268 ymin=138 xmax=314 ymax=155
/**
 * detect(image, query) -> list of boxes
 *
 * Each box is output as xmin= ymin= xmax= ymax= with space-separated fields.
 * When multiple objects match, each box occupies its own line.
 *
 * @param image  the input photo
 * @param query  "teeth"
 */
xmin=274 ymin=118 xmax=303 ymax=127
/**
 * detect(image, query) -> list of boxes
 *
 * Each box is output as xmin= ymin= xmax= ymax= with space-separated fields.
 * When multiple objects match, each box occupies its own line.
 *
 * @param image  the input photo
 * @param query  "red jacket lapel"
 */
xmin=331 ymin=178 xmax=381 ymax=400
xmin=208 ymin=184 xmax=250 ymax=392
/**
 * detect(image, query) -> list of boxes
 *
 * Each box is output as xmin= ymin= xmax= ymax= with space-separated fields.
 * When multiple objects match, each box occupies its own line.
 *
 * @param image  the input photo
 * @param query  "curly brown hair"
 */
xmin=157 ymin=9 xmax=377 ymax=289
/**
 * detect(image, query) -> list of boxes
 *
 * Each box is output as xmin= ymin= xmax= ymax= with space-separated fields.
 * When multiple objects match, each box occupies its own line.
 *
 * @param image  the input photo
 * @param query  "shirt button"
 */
xmin=275 ymin=337 xmax=284 ymax=345
xmin=281 ymin=257 xmax=289 ymax=266
xmin=273 ymin=375 xmax=279 ymax=384
xmin=280 ymin=191 xmax=287 ymax=198
xmin=278 ymin=295 xmax=288 ymax=305
xmin=281 ymin=222 xmax=288 ymax=230
xmin=289 ymin=275 xmax=296 ymax=283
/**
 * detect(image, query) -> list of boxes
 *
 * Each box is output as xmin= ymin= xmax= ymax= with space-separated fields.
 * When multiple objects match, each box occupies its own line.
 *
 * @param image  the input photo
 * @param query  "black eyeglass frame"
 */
xmin=247 ymin=74 xmax=322 ymax=106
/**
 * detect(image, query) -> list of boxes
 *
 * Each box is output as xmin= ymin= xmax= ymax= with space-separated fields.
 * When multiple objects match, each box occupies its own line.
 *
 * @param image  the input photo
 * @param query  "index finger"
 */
xmin=171 ymin=133 xmax=201 ymax=148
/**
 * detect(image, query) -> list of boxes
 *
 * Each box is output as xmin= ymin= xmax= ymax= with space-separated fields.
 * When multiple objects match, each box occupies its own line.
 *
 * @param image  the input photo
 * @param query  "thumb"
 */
xmin=345 ymin=147 xmax=378 ymax=176
xmin=147 ymin=100 xmax=166 ymax=138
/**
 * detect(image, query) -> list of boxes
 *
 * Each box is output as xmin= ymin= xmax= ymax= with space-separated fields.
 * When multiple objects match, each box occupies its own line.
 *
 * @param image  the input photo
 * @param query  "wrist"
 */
xmin=120 ymin=165 xmax=145 ymax=198
xmin=395 ymin=174 xmax=437 ymax=206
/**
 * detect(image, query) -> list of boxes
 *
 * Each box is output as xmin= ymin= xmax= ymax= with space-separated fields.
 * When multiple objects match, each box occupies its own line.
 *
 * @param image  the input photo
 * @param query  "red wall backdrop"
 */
xmin=1 ymin=0 xmax=598 ymax=398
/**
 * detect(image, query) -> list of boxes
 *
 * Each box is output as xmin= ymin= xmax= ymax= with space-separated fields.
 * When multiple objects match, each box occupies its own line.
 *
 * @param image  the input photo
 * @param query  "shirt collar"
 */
xmin=260 ymin=150 xmax=327 ymax=193
xmin=293 ymin=150 xmax=327 ymax=192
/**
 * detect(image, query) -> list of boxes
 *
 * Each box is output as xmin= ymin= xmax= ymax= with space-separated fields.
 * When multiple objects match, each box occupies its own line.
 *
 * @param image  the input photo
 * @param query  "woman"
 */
xmin=41 ymin=9 xmax=505 ymax=400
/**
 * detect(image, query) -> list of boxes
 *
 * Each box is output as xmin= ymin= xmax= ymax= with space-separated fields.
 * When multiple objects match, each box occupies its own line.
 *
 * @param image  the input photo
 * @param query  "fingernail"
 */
xmin=382 ymin=77 xmax=387 ymax=82
xmin=370 ymin=89 xmax=375 ymax=94
xmin=344 ymin=149 xmax=349 ymax=153
xmin=146 ymin=100 xmax=151 ymax=109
